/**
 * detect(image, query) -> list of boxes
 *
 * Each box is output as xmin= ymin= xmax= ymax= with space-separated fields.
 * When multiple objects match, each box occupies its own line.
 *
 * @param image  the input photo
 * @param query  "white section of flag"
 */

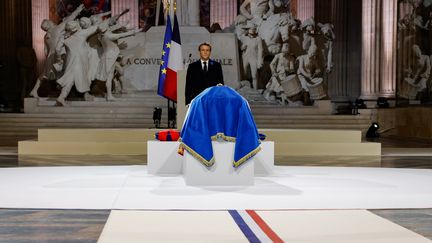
xmin=167 ymin=41 xmax=183 ymax=71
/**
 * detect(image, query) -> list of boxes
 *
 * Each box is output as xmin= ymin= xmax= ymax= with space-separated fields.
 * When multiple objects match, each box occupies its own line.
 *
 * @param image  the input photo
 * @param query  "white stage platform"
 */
xmin=0 ymin=165 xmax=431 ymax=210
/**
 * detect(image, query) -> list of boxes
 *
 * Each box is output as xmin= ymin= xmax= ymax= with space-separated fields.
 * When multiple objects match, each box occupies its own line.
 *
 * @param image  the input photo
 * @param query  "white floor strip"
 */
xmin=257 ymin=210 xmax=432 ymax=243
xmin=0 ymin=165 xmax=431 ymax=209
xmin=97 ymin=210 xmax=247 ymax=243
xmin=97 ymin=210 xmax=431 ymax=243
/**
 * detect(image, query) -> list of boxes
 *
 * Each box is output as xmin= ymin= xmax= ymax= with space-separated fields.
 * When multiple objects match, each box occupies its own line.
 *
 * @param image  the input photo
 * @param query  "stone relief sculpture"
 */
xmin=30 ymin=4 xmax=85 ymax=98
xmin=30 ymin=6 xmax=138 ymax=105
xmin=397 ymin=0 xmax=432 ymax=101
xmin=235 ymin=3 xmax=334 ymax=105
xmin=400 ymin=44 xmax=431 ymax=99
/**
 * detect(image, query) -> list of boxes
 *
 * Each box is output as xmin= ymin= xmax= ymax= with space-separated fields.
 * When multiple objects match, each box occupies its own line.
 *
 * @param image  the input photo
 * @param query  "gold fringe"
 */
xmin=179 ymin=142 xmax=215 ymax=167
xmin=210 ymin=132 xmax=236 ymax=142
xmin=233 ymin=146 xmax=262 ymax=168
xmin=180 ymin=132 xmax=261 ymax=168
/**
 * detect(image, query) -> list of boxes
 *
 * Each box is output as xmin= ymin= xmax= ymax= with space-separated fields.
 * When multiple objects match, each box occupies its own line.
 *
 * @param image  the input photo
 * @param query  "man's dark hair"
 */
xmin=198 ymin=42 xmax=212 ymax=51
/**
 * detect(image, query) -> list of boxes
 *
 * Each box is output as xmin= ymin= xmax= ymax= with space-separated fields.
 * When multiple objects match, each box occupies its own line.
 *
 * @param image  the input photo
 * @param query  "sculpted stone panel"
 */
xmin=397 ymin=0 xmax=432 ymax=103
xmin=235 ymin=0 xmax=334 ymax=106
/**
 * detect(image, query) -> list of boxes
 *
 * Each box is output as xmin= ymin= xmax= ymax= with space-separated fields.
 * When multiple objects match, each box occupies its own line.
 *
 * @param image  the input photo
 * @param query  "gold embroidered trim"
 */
xmin=233 ymin=146 xmax=262 ymax=168
xmin=179 ymin=142 xmax=215 ymax=167
xmin=180 ymin=132 xmax=261 ymax=168
xmin=210 ymin=132 xmax=236 ymax=142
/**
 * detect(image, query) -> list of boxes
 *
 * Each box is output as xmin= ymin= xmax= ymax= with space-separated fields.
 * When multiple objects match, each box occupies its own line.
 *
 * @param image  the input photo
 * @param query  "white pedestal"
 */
xmin=147 ymin=140 xmax=274 ymax=178
xmin=183 ymin=141 xmax=254 ymax=186
xmin=254 ymin=141 xmax=274 ymax=176
xmin=147 ymin=141 xmax=183 ymax=175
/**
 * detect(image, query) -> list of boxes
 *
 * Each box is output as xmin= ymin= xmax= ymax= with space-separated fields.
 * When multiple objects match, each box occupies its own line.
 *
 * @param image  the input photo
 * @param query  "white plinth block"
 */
xmin=147 ymin=141 xmax=183 ymax=175
xmin=254 ymin=141 xmax=275 ymax=176
xmin=183 ymin=141 xmax=254 ymax=186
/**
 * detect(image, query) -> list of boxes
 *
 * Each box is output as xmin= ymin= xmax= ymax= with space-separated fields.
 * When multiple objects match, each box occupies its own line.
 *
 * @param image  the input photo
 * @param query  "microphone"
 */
xmin=185 ymin=53 xmax=192 ymax=69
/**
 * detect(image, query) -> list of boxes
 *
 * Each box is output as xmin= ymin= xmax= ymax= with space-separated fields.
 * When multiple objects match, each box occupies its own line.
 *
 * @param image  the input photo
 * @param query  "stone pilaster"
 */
xmin=380 ymin=0 xmax=397 ymax=97
xmin=296 ymin=0 xmax=314 ymax=21
xmin=31 ymin=0 xmax=49 ymax=75
xmin=361 ymin=0 xmax=398 ymax=100
xmin=361 ymin=0 xmax=382 ymax=99
xmin=327 ymin=0 xmax=348 ymax=101
xmin=188 ymin=0 xmax=200 ymax=26
xmin=210 ymin=0 xmax=237 ymax=29
xmin=111 ymin=0 xmax=139 ymax=28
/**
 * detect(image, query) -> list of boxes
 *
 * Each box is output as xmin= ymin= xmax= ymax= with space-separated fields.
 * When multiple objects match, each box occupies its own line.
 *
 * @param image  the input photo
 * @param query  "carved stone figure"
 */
xmin=317 ymin=23 xmax=335 ymax=73
xmin=240 ymin=0 xmax=272 ymax=22
xmin=258 ymin=12 xmax=291 ymax=55
xmin=56 ymin=20 xmax=98 ymax=106
xmin=96 ymin=22 xmax=140 ymax=101
xmin=400 ymin=44 xmax=431 ymax=99
xmin=266 ymin=42 xmax=301 ymax=104
xmin=79 ymin=17 xmax=100 ymax=87
xmin=29 ymin=4 xmax=85 ymax=98
xmin=234 ymin=15 xmax=248 ymax=40
xmin=301 ymin=17 xmax=316 ymax=52
xmin=240 ymin=23 xmax=264 ymax=90
xmin=296 ymin=44 xmax=327 ymax=100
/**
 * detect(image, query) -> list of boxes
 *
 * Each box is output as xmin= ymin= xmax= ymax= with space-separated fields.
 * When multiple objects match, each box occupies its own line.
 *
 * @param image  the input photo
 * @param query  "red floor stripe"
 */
xmin=246 ymin=210 xmax=284 ymax=243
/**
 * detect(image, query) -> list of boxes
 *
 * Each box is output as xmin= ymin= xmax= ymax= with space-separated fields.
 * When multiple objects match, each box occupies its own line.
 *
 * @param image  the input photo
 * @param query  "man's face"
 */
xmin=199 ymin=45 xmax=211 ymax=61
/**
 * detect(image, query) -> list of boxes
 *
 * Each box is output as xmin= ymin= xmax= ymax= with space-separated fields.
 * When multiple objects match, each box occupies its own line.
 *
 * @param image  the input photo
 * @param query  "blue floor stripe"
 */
xmin=228 ymin=210 xmax=261 ymax=243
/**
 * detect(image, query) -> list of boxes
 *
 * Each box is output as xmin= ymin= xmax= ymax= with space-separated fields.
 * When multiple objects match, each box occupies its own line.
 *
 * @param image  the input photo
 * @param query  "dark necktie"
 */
xmin=203 ymin=61 xmax=208 ymax=72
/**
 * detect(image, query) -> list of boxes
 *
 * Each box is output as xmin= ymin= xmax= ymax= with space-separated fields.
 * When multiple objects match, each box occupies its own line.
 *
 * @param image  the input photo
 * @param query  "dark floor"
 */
xmin=0 ymin=135 xmax=431 ymax=242
xmin=0 ymin=209 xmax=109 ymax=243
xmin=0 ymin=208 xmax=431 ymax=243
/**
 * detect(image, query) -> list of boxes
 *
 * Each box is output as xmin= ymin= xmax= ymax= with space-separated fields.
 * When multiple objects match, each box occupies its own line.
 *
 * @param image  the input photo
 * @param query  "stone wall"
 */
xmin=378 ymin=107 xmax=432 ymax=139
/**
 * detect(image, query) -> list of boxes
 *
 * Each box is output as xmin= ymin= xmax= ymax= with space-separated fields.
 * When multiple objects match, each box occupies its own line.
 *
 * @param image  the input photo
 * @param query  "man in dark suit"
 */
xmin=185 ymin=43 xmax=224 ymax=105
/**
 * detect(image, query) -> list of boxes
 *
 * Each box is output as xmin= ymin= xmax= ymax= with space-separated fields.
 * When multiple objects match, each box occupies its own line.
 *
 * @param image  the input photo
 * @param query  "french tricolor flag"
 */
xmin=157 ymin=13 xmax=183 ymax=102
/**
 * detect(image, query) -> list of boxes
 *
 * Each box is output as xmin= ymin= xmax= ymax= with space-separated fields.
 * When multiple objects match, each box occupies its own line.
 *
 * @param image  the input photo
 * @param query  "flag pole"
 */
xmin=167 ymin=1 xmax=170 ymax=128
xmin=167 ymin=99 xmax=170 ymax=128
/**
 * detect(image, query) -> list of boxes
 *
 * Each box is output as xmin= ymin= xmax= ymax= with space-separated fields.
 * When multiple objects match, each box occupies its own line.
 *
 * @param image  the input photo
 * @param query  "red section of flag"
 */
xmin=164 ymin=68 xmax=177 ymax=101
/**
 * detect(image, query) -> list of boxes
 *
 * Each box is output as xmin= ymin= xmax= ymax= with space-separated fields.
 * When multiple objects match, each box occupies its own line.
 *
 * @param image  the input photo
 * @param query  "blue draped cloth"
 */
xmin=180 ymin=85 xmax=261 ymax=168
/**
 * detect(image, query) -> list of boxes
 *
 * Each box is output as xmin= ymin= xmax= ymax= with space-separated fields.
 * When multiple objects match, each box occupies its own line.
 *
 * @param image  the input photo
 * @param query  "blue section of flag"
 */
xmin=172 ymin=14 xmax=181 ymax=45
xmin=157 ymin=15 xmax=172 ymax=98
xmin=228 ymin=210 xmax=261 ymax=243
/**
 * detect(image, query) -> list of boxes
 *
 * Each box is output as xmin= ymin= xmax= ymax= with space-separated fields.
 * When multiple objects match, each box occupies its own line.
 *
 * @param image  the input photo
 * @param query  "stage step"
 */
xmin=18 ymin=141 xmax=147 ymax=155
xmin=18 ymin=128 xmax=381 ymax=156
xmin=0 ymin=112 xmax=374 ymax=145
xmin=1 ymin=94 xmax=377 ymax=146
xmin=35 ymin=128 xmax=362 ymax=143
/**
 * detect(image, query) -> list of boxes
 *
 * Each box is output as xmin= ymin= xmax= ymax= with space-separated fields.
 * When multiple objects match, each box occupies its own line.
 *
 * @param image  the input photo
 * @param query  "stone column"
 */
xmin=31 ymin=0 xmax=49 ymax=75
xmin=380 ymin=0 xmax=397 ymax=98
xmin=188 ymin=0 xmax=200 ymax=26
xmin=296 ymin=0 xmax=314 ymax=21
xmin=210 ymin=0 xmax=237 ymax=29
xmin=361 ymin=0 xmax=381 ymax=100
xmin=111 ymin=0 xmax=139 ymax=28
xmin=361 ymin=0 xmax=397 ymax=99
xmin=327 ymin=0 xmax=348 ymax=101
